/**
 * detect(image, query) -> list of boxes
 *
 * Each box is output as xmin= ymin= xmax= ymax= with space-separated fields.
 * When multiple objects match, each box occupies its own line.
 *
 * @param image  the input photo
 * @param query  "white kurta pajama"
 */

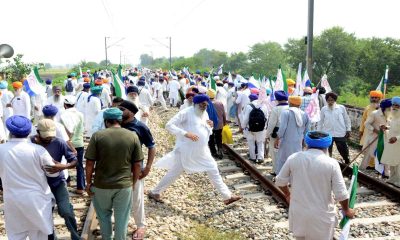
xmin=276 ymin=149 xmax=348 ymax=240
xmin=241 ymin=101 xmax=268 ymax=160
xmin=152 ymin=82 xmax=167 ymax=109
xmin=153 ymin=106 xmax=232 ymax=200
xmin=0 ymin=138 xmax=55 ymax=239
xmin=381 ymin=116 xmax=400 ymax=186
xmin=1 ymin=89 xmax=14 ymax=136
xmin=168 ymin=80 xmax=181 ymax=107
xmin=138 ymin=87 xmax=154 ymax=126
xmin=11 ymin=91 xmax=31 ymax=119
xmin=85 ymin=96 xmax=102 ymax=137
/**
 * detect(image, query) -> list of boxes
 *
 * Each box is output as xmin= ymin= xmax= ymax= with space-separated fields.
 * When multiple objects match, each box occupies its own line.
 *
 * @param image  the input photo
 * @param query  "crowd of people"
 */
xmin=0 ymin=67 xmax=399 ymax=239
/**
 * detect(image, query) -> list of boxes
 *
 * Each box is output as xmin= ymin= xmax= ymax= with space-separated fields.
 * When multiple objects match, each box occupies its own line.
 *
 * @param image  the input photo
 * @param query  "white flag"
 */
xmin=321 ymin=74 xmax=332 ymax=93
xmin=294 ymin=62 xmax=302 ymax=96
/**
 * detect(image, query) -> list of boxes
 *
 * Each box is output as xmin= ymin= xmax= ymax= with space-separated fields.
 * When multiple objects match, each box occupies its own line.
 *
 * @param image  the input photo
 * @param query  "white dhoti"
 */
xmin=245 ymin=130 xmax=266 ymax=160
xmin=153 ymin=151 xmax=231 ymax=200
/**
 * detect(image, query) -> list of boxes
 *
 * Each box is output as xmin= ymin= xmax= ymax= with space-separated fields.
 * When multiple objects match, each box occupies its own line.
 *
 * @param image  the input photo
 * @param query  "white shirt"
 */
xmin=168 ymin=80 xmax=181 ymax=94
xmin=75 ymin=91 xmax=89 ymax=114
xmin=91 ymin=109 xmax=106 ymax=136
xmin=276 ymin=149 xmax=348 ymax=239
xmin=11 ymin=91 xmax=31 ymax=118
xmin=0 ymin=138 xmax=55 ymax=235
xmin=318 ymin=104 xmax=351 ymax=137
xmin=241 ymin=100 xmax=269 ymax=130
xmin=266 ymin=104 xmax=289 ymax=137
xmin=64 ymin=78 xmax=78 ymax=95
xmin=138 ymin=87 xmax=154 ymax=109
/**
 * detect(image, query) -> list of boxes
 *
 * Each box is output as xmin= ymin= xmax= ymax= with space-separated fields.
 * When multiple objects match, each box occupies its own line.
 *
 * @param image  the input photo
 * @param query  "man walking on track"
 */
xmin=85 ymin=108 xmax=144 ymax=240
xmin=276 ymin=131 xmax=355 ymax=240
xmin=149 ymin=94 xmax=241 ymax=205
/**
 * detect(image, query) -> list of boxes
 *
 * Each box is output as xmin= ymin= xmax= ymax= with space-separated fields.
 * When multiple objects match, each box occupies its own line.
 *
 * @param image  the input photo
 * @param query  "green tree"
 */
xmin=246 ymin=42 xmax=286 ymax=76
xmin=225 ymin=52 xmax=249 ymax=74
xmin=139 ymin=54 xmax=154 ymax=66
xmin=2 ymin=54 xmax=44 ymax=82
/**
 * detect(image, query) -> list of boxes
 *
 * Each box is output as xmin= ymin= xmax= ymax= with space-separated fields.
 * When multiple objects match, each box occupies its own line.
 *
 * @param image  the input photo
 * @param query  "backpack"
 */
xmin=65 ymin=79 xmax=74 ymax=92
xmin=248 ymin=104 xmax=266 ymax=132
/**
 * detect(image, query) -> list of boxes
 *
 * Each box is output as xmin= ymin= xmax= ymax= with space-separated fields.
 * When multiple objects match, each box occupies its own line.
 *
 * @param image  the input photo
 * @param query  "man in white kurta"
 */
xmin=241 ymin=94 xmax=268 ymax=163
xmin=137 ymin=81 xmax=154 ymax=126
xmin=168 ymin=77 xmax=181 ymax=107
xmin=0 ymin=80 xmax=14 ymax=136
xmin=382 ymin=97 xmax=400 ymax=186
xmin=149 ymin=94 xmax=241 ymax=205
xmin=85 ymin=86 xmax=103 ymax=137
xmin=235 ymin=83 xmax=250 ymax=132
xmin=8 ymin=82 xmax=31 ymax=119
xmin=265 ymin=91 xmax=289 ymax=174
xmin=360 ymin=99 xmax=391 ymax=173
xmin=0 ymin=115 xmax=55 ymax=240
xmin=152 ymin=78 xmax=167 ymax=110
xmin=276 ymin=131 xmax=354 ymax=240
xmin=216 ymin=82 xmax=228 ymax=115
xmin=75 ymin=83 xmax=90 ymax=114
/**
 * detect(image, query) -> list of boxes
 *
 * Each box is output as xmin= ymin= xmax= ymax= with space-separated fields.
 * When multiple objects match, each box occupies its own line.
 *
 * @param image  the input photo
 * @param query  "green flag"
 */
xmin=376 ymin=130 xmax=385 ymax=163
xmin=210 ymin=74 xmax=216 ymax=91
xmin=117 ymin=65 xmax=123 ymax=80
xmin=339 ymin=164 xmax=358 ymax=238
xmin=111 ymin=70 xmax=126 ymax=99
xmin=33 ymin=66 xmax=44 ymax=84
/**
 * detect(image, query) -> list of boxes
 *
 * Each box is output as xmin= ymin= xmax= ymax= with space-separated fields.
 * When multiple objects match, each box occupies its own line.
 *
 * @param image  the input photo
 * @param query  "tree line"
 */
xmin=140 ymin=26 xmax=400 ymax=95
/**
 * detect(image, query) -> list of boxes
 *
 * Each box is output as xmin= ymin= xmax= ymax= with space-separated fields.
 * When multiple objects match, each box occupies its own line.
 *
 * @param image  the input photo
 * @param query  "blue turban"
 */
xmin=392 ymin=96 xmax=400 ymax=105
xmin=241 ymin=82 xmax=248 ymax=88
xmin=274 ymin=90 xmax=288 ymax=101
xmin=380 ymin=99 xmax=392 ymax=110
xmin=83 ymin=83 xmax=91 ymax=89
xmin=195 ymin=69 xmax=201 ymax=74
xmin=6 ymin=115 xmax=32 ymax=137
xmin=266 ymin=89 xmax=272 ymax=95
xmin=305 ymin=131 xmax=332 ymax=149
xmin=42 ymin=105 xmax=59 ymax=117
xmin=91 ymin=86 xmax=103 ymax=94
xmin=0 ymin=80 xmax=8 ymax=89
xmin=45 ymin=79 xmax=52 ymax=85
xmin=193 ymin=94 xmax=210 ymax=104
xmin=127 ymin=86 xmax=139 ymax=94
xmin=137 ymin=80 xmax=145 ymax=86
xmin=201 ymin=82 xmax=207 ymax=87
xmin=249 ymin=94 xmax=258 ymax=101
xmin=103 ymin=107 xmax=123 ymax=120
xmin=139 ymin=76 xmax=145 ymax=81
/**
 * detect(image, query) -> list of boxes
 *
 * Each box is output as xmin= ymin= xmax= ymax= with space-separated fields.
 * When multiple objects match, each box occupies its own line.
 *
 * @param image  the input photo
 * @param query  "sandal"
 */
xmin=132 ymin=227 xmax=146 ymax=240
xmin=147 ymin=192 xmax=163 ymax=203
xmin=224 ymin=195 xmax=242 ymax=205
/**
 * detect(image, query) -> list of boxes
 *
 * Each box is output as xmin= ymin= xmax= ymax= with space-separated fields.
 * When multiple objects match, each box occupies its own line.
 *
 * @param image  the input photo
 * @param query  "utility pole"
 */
xmin=169 ymin=37 xmax=172 ymax=70
xmin=105 ymin=37 xmax=109 ymax=69
xmin=306 ymin=0 xmax=314 ymax=82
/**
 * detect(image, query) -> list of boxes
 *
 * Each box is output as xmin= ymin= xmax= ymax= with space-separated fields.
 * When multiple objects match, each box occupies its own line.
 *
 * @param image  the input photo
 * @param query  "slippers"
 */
xmin=72 ymin=189 xmax=84 ymax=195
xmin=132 ymin=228 xmax=146 ymax=240
xmin=224 ymin=195 xmax=242 ymax=205
xmin=147 ymin=192 xmax=163 ymax=203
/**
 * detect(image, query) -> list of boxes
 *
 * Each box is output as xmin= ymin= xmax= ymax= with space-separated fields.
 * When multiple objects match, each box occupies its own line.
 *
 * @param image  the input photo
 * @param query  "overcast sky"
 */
xmin=2 ymin=0 xmax=400 ymax=66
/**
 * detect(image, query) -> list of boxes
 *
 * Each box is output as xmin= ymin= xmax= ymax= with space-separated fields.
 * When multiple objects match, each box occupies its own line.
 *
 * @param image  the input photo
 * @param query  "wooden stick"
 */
xmin=341 ymin=135 xmax=379 ymax=173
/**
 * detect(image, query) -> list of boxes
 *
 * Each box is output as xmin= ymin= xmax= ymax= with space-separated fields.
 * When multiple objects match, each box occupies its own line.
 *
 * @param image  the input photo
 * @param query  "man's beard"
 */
xmin=391 ymin=109 xmax=400 ymax=119
xmin=194 ymin=104 xmax=205 ymax=117
xmin=370 ymin=102 xmax=379 ymax=109
xmin=54 ymin=95 xmax=60 ymax=102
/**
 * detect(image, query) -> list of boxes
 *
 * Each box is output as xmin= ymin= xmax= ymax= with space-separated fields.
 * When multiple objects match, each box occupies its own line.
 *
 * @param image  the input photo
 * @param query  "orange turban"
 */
xmin=12 ymin=81 xmax=23 ymax=89
xmin=102 ymin=78 xmax=109 ymax=83
xmin=370 ymin=90 xmax=383 ymax=98
xmin=289 ymin=96 xmax=302 ymax=106
xmin=83 ymin=77 xmax=90 ymax=83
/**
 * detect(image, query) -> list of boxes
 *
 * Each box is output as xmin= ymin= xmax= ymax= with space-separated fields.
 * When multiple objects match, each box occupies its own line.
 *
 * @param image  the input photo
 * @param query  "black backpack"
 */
xmin=248 ymin=104 xmax=266 ymax=132
xmin=65 ymin=79 xmax=74 ymax=92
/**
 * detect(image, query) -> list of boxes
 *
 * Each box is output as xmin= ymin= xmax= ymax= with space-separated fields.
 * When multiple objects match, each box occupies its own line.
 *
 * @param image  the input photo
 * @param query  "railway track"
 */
xmin=223 ymin=123 xmax=400 ymax=239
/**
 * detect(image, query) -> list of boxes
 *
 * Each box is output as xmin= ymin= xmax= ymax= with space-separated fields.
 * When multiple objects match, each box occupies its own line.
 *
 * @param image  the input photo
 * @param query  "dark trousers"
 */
xmin=208 ymin=129 xmax=223 ymax=155
xmin=51 ymin=181 xmax=80 ymax=240
xmin=75 ymin=147 xmax=85 ymax=190
xmin=328 ymin=137 xmax=350 ymax=164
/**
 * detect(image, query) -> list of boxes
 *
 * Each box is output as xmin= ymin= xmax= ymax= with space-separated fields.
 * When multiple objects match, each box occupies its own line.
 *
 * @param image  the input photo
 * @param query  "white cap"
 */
xmin=64 ymin=95 xmax=77 ymax=105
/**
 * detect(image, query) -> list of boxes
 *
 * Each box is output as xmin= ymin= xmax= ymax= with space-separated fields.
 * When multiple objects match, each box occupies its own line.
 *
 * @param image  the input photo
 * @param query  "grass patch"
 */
xmin=177 ymin=224 xmax=244 ymax=240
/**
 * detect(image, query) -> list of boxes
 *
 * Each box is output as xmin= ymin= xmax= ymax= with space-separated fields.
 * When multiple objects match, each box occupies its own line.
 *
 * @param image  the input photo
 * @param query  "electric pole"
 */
xmin=169 ymin=37 xmax=172 ymax=70
xmin=306 ymin=0 xmax=314 ymax=82
xmin=105 ymin=37 xmax=109 ymax=69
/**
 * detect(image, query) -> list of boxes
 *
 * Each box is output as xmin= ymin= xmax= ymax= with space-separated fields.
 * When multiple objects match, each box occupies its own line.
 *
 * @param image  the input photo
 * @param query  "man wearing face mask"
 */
xmin=382 ymin=97 xmax=400 ymax=186
xmin=7 ymin=81 xmax=31 ymax=119
xmin=148 ymin=94 xmax=241 ymax=205
xmin=359 ymin=90 xmax=383 ymax=169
